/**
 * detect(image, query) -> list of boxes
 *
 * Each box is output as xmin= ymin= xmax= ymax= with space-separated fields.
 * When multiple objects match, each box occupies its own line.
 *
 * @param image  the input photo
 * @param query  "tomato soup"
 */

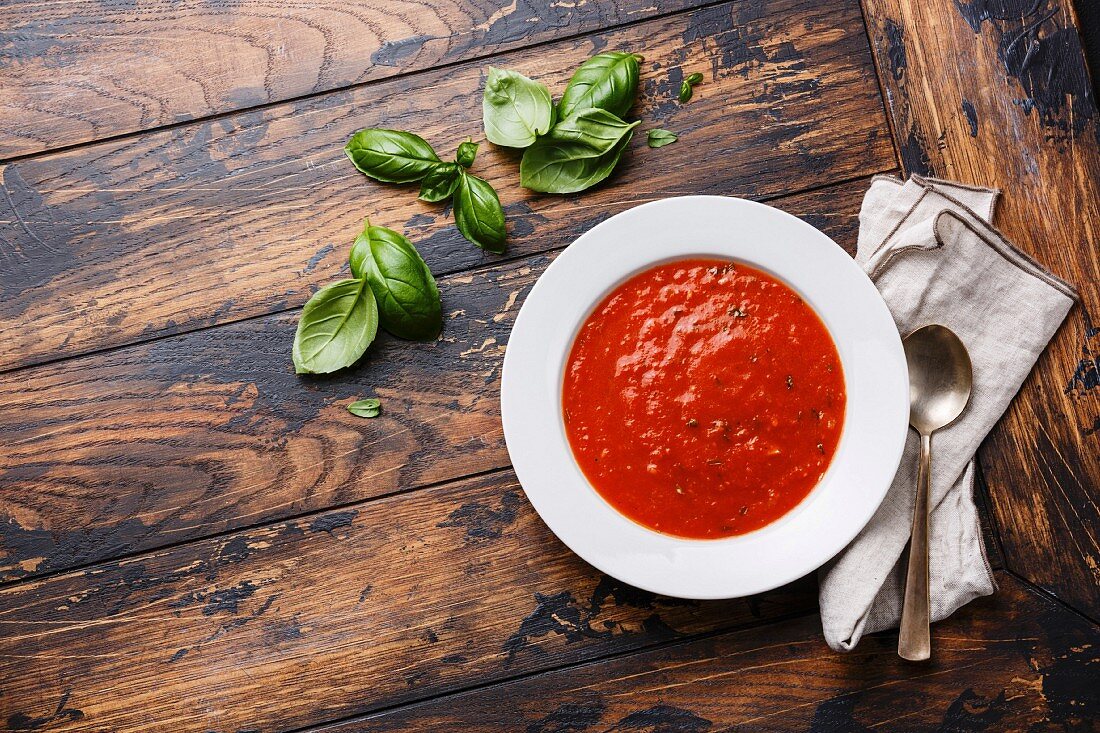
xmin=562 ymin=258 xmax=845 ymax=539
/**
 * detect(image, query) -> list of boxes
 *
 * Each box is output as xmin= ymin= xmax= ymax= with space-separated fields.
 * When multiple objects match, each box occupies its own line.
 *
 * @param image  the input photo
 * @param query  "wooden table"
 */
xmin=2 ymin=0 xmax=1098 ymax=730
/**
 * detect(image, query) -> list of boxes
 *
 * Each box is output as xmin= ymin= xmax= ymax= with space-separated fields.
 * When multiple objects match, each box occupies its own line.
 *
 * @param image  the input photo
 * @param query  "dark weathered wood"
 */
xmin=0 ymin=0 xmax=707 ymax=159
xmin=333 ymin=573 xmax=1100 ymax=732
xmin=0 ymin=0 xmax=895 ymax=372
xmin=0 ymin=176 xmax=876 ymax=584
xmin=0 ymin=470 xmax=818 ymax=733
xmin=861 ymin=0 xmax=1100 ymax=617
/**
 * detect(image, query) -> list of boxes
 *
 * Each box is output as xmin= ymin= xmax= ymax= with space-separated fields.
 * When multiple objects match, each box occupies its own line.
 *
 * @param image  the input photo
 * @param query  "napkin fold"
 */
xmin=818 ymin=174 xmax=1078 ymax=652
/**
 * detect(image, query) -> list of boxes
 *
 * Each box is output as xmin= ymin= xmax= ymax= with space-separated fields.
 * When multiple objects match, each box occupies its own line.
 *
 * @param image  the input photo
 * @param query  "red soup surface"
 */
xmin=562 ymin=258 xmax=845 ymax=539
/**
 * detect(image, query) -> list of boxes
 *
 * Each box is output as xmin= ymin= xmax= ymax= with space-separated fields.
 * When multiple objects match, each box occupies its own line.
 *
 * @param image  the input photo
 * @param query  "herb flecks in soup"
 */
xmin=563 ymin=258 xmax=845 ymax=539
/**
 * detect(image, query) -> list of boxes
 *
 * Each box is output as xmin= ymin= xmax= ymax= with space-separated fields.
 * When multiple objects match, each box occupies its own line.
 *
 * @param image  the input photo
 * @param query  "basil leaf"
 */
xmin=292 ymin=278 xmax=378 ymax=374
xmin=350 ymin=221 xmax=442 ymax=341
xmin=678 ymin=80 xmax=693 ymax=103
xmin=344 ymin=129 xmax=442 ymax=183
xmin=685 ymin=72 xmax=704 ymax=85
xmin=519 ymin=108 xmax=640 ymax=194
xmin=456 ymin=141 xmax=479 ymax=168
xmin=647 ymin=129 xmax=678 ymax=148
xmin=347 ymin=398 xmax=382 ymax=418
xmin=558 ymin=52 xmax=640 ymax=120
xmin=453 ymin=171 xmax=507 ymax=253
xmin=419 ymin=162 xmax=460 ymax=202
xmin=482 ymin=67 xmax=553 ymax=148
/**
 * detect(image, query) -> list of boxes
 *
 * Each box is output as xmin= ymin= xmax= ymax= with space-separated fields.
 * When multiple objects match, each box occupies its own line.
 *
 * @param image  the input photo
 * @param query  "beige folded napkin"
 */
xmin=818 ymin=174 xmax=1077 ymax=651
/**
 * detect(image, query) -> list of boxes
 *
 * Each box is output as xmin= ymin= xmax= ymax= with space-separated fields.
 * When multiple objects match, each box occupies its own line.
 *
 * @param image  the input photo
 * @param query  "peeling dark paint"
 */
xmin=608 ymin=705 xmax=712 ymax=732
xmin=899 ymin=130 xmax=934 ymax=176
xmin=527 ymin=701 xmax=606 ymax=733
xmin=437 ymin=490 xmax=521 ymax=541
xmin=883 ymin=18 xmax=907 ymax=80
xmin=358 ymin=584 xmax=373 ymax=603
xmin=809 ymin=694 xmax=871 ymax=732
xmin=7 ymin=692 xmax=84 ymax=730
xmin=308 ymin=510 xmax=358 ymax=535
xmin=302 ymin=243 xmax=334 ymax=274
xmin=962 ymin=99 xmax=980 ymax=136
xmin=370 ymin=35 xmax=436 ymax=67
xmin=936 ymin=689 xmax=1008 ymax=732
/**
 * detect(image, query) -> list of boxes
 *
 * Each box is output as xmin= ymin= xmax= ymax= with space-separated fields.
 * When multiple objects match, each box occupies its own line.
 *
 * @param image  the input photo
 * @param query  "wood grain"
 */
xmin=337 ymin=573 xmax=1100 ymax=733
xmin=0 ymin=0 xmax=706 ymax=159
xmin=0 ymin=470 xmax=818 ymax=733
xmin=860 ymin=0 xmax=1100 ymax=617
xmin=0 ymin=0 xmax=895 ymax=372
xmin=0 ymin=176 xmax=875 ymax=584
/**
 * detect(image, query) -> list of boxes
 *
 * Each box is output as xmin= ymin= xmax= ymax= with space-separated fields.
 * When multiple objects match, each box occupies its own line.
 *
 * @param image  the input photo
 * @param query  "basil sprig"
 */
xmin=293 ymin=221 xmax=442 ymax=374
xmin=483 ymin=68 xmax=554 ymax=148
xmin=482 ymin=51 xmax=643 ymax=195
xmin=345 ymin=130 xmax=507 ymax=253
xmin=520 ymin=109 xmax=640 ymax=194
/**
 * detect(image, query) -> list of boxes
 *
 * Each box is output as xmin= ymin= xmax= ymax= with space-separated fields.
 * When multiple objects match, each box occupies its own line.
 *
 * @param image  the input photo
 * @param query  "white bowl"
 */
xmin=501 ymin=196 xmax=908 ymax=599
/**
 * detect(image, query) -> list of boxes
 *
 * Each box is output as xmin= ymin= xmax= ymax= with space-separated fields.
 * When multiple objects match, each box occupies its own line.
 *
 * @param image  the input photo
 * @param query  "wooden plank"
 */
xmin=0 ymin=470 xmax=818 ymax=733
xmin=860 ymin=0 xmax=1100 ymax=617
xmin=332 ymin=573 xmax=1100 ymax=732
xmin=0 ymin=0 xmax=895 ymax=372
xmin=0 ymin=175 xmax=876 ymax=584
xmin=0 ymin=0 xmax=708 ymax=159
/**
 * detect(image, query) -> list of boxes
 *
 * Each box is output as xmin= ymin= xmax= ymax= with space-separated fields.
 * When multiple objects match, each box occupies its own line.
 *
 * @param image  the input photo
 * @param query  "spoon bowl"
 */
xmin=905 ymin=325 xmax=973 ymax=435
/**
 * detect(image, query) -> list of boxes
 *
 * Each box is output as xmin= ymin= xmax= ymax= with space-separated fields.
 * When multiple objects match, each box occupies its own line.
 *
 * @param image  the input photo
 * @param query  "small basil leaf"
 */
xmin=347 ymin=398 xmax=382 ymax=418
xmin=456 ymin=141 xmax=479 ymax=168
xmin=292 ymin=278 xmax=378 ymax=374
xmin=685 ymin=72 xmax=704 ymax=85
xmin=519 ymin=108 xmax=640 ymax=194
xmin=678 ymin=80 xmax=693 ymax=103
xmin=344 ymin=129 xmax=442 ymax=183
xmin=453 ymin=171 xmax=507 ymax=253
xmin=350 ymin=222 xmax=442 ymax=340
xmin=419 ymin=163 xmax=460 ymax=202
xmin=647 ymin=129 xmax=678 ymax=148
xmin=558 ymin=52 xmax=640 ymax=119
xmin=482 ymin=67 xmax=553 ymax=148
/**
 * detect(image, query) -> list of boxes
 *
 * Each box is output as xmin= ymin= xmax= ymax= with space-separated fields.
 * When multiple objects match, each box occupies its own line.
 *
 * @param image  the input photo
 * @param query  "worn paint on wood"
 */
xmin=340 ymin=574 xmax=1099 ymax=732
xmin=0 ymin=178 xmax=874 ymax=583
xmin=0 ymin=0 xmax=894 ymax=372
xmin=0 ymin=470 xmax=817 ymax=733
xmin=861 ymin=0 xmax=1100 ymax=618
xmin=0 ymin=0 xmax=707 ymax=159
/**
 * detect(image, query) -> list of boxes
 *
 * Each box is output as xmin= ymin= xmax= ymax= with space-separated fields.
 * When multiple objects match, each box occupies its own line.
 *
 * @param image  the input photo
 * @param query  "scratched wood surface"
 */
xmin=3 ymin=0 xmax=1100 ymax=730
xmin=0 ymin=0 xmax=707 ymax=159
xmin=0 ymin=0 xmax=893 ymax=373
xmin=343 ymin=574 xmax=1099 ymax=732
xmin=0 ymin=470 xmax=818 ymax=733
xmin=0 ymin=178 xmax=872 ymax=585
xmin=861 ymin=0 xmax=1100 ymax=619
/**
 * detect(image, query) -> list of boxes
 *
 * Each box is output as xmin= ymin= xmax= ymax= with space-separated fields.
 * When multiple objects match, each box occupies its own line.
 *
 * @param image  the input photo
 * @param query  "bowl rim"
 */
xmin=501 ymin=195 xmax=909 ymax=599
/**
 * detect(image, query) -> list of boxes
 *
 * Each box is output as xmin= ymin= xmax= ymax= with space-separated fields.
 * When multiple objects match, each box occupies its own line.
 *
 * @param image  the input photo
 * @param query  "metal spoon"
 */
xmin=898 ymin=324 xmax=972 ymax=662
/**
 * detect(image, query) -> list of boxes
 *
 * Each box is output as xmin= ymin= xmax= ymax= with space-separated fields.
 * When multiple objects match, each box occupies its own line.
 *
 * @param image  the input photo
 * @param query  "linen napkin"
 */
xmin=818 ymin=174 xmax=1078 ymax=652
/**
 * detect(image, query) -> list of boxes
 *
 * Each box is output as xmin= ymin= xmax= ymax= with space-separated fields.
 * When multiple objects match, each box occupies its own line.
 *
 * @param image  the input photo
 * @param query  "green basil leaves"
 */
xmin=347 ymin=398 xmax=382 ymax=418
xmin=350 ymin=221 xmax=442 ymax=340
xmin=293 ymin=278 xmax=379 ymax=374
xmin=558 ymin=52 xmax=641 ymax=120
xmin=483 ymin=68 xmax=554 ymax=148
xmin=294 ymin=221 xmax=442 ymax=374
xmin=345 ymin=129 xmax=507 ymax=253
xmin=483 ymin=51 xmax=643 ymax=195
xmin=454 ymin=171 xmax=507 ymax=253
xmin=647 ymin=129 xmax=678 ymax=148
xmin=345 ymin=129 xmax=442 ymax=183
xmin=419 ymin=163 xmax=460 ymax=202
xmin=520 ymin=109 xmax=639 ymax=193
xmin=678 ymin=72 xmax=704 ymax=103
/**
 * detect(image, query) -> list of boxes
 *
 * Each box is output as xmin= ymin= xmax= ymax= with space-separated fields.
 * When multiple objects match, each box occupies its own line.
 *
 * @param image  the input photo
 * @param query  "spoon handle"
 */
xmin=899 ymin=431 xmax=932 ymax=661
